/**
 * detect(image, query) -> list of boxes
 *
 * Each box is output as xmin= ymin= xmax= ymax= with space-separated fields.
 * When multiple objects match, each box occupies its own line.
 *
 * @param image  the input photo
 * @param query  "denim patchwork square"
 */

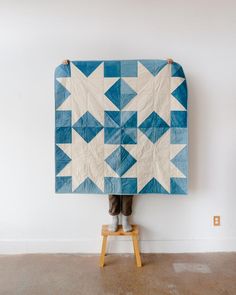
xmin=56 ymin=127 xmax=72 ymax=144
xmin=104 ymin=111 xmax=137 ymax=144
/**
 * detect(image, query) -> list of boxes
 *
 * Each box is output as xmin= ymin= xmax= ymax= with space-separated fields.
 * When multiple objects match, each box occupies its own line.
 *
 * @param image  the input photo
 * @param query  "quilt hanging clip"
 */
xmin=62 ymin=59 xmax=70 ymax=65
xmin=167 ymin=58 xmax=173 ymax=64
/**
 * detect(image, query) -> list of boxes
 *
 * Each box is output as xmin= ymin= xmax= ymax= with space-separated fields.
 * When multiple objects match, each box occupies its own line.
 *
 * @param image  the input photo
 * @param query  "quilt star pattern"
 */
xmin=55 ymin=60 xmax=188 ymax=195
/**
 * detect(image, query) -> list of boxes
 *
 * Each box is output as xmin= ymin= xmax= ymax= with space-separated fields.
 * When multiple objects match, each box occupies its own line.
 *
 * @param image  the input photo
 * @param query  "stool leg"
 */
xmin=132 ymin=235 xmax=142 ymax=267
xmin=99 ymin=235 xmax=107 ymax=267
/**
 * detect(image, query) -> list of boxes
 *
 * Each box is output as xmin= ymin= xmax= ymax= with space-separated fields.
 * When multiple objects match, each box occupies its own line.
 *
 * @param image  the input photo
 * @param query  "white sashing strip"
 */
xmin=173 ymin=263 xmax=211 ymax=273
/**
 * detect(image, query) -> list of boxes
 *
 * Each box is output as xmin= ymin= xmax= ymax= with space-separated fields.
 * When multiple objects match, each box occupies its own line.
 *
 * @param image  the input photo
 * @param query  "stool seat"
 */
xmin=102 ymin=224 xmax=139 ymax=236
xmin=99 ymin=224 xmax=142 ymax=267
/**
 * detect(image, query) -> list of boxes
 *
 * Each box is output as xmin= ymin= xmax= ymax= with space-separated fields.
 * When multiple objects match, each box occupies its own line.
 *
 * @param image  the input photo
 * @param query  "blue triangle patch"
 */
xmin=72 ymin=61 xmax=102 ymax=77
xmin=139 ymin=60 xmax=167 ymax=76
xmin=172 ymin=80 xmax=187 ymax=109
xmin=55 ymin=63 xmax=71 ymax=78
xmin=121 ymin=129 xmax=137 ymax=144
xmin=171 ymin=146 xmax=188 ymax=176
xmin=171 ymin=62 xmax=185 ymax=78
xmin=55 ymin=145 xmax=71 ymax=174
xmin=104 ymin=127 xmax=121 ymax=144
xmin=105 ymin=111 xmax=121 ymax=127
xmin=121 ymin=111 xmax=137 ymax=128
xmin=139 ymin=112 xmax=169 ymax=128
xmin=56 ymin=176 xmax=72 ymax=193
xmin=120 ymin=79 xmax=137 ymax=108
xmin=73 ymin=126 xmax=103 ymax=143
xmin=73 ymin=111 xmax=103 ymax=128
xmin=55 ymin=80 xmax=71 ymax=109
xmin=139 ymin=177 xmax=168 ymax=194
xmin=170 ymin=178 xmax=187 ymax=194
xmin=139 ymin=127 xmax=169 ymax=143
xmin=73 ymin=177 xmax=103 ymax=193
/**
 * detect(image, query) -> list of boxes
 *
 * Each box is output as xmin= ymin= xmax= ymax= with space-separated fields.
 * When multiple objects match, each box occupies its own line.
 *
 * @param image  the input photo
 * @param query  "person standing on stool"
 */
xmin=108 ymin=195 xmax=133 ymax=232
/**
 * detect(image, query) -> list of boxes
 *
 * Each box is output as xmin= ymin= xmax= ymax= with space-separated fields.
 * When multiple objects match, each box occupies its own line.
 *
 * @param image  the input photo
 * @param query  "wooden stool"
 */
xmin=99 ymin=224 xmax=142 ymax=267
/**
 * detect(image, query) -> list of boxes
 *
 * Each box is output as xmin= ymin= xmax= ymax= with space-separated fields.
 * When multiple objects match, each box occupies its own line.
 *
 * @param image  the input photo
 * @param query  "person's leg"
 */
xmin=108 ymin=195 xmax=120 ymax=231
xmin=121 ymin=195 xmax=133 ymax=232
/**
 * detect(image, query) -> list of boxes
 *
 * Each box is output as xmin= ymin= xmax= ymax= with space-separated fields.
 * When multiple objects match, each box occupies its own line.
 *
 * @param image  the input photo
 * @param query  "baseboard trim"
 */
xmin=0 ymin=238 xmax=236 ymax=254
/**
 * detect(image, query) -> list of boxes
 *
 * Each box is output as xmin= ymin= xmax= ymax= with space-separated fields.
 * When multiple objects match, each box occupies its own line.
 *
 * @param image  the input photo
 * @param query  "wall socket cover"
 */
xmin=213 ymin=216 xmax=220 ymax=226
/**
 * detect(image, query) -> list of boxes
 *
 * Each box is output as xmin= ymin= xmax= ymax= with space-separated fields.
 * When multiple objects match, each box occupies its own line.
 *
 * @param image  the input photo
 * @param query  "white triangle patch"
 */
xmin=171 ymin=95 xmax=186 ymax=111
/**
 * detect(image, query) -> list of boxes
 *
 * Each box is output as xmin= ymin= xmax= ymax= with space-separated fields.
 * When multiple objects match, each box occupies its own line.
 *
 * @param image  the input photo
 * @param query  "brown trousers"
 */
xmin=108 ymin=195 xmax=133 ymax=216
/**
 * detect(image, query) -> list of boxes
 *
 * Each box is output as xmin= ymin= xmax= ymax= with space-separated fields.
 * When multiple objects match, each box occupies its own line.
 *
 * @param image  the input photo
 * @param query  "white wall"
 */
xmin=0 ymin=0 xmax=236 ymax=254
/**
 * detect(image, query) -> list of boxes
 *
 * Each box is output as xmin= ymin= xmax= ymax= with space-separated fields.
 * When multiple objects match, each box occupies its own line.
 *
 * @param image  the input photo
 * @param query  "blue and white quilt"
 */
xmin=55 ymin=60 xmax=188 ymax=194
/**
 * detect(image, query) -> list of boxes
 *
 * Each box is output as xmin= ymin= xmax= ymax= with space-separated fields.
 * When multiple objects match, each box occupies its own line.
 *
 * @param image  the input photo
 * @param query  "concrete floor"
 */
xmin=0 ymin=253 xmax=235 ymax=295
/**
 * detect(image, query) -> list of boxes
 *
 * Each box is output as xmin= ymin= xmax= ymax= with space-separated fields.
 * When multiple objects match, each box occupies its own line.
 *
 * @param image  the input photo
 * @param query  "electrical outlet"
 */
xmin=213 ymin=216 xmax=220 ymax=226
